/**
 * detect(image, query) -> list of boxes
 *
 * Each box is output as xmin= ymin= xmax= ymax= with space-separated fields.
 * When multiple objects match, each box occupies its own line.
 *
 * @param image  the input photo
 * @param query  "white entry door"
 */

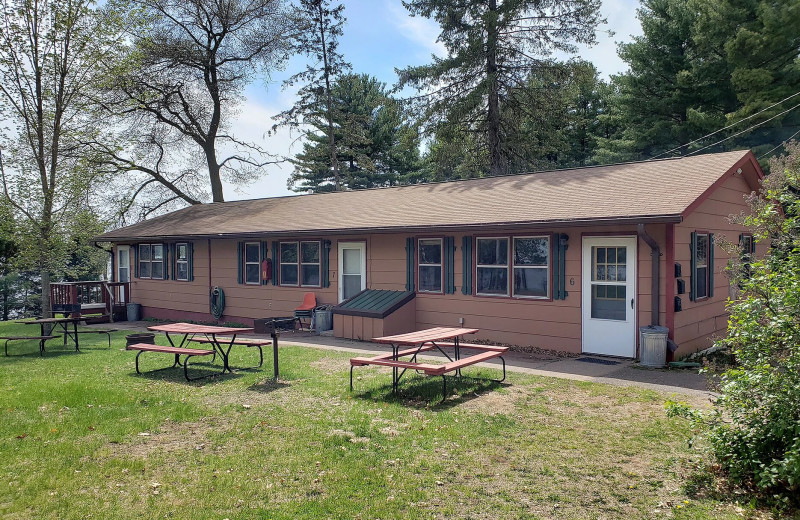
xmin=581 ymin=236 xmax=637 ymax=357
xmin=338 ymin=242 xmax=366 ymax=302
xmin=117 ymin=246 xmax=130 ymax=301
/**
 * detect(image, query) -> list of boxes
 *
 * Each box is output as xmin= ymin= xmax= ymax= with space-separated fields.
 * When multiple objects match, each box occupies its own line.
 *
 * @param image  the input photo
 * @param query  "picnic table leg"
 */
xmin=4 ymin=339 xmax=8 ymax=357
xmin=272 ymin=332 xmax=279 ymax=380
xmin=392 ymin=344 xmax=399 ymax=394
xmin=163 ymin=333 xmax=181 ymax=368
xmin=73 ymin=321 xmax=80 ymax=351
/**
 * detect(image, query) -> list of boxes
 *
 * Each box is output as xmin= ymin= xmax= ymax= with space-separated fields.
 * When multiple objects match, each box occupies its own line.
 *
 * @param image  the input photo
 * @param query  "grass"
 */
xmin=0 ymin=320 xmax=771 ymax=519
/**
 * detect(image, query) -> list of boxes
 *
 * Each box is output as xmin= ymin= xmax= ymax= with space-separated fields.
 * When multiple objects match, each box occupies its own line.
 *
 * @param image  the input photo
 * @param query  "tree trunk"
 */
xmin=207 ymin=153 xmax=225 ymax=202
xmin=486 ymin=0 xmax=503 ymax=176
xmin=317 ymin=2 xmax=340 ymax=190
xmin=41 ymin=269 xmax=51 ymax=319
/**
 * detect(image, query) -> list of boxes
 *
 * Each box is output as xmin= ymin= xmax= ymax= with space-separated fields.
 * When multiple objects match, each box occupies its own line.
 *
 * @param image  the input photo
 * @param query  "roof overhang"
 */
xmin=95 ymin=214 xmax=683 ymax=243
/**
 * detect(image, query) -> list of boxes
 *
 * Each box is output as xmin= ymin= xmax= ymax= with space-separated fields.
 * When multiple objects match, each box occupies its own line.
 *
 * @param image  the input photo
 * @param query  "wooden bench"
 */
xmin=76 ymin=328 xmax=118 ymax=348
xmin=126 ymin=343 xmax=217 ymax=381
xmin=1 ymin=335 xmax=60 ymax=356
xmin=187 ymin=337 xmax=271 ymax=371
xmin=350 ymin=344 xmax=508 ymax=399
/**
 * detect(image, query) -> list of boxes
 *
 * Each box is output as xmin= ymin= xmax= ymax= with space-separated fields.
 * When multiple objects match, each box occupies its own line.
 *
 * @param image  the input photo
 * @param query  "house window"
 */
xmin=176 ymin=243 xmax=189 ymax=281
xmin=280 ymin=242 xmax=299 ymax=285
xmin=694 ymin=233 xmax=710 ymax=299
xmin=300 ymin=241 xmax=321 ymax=286
xmin=418 ymin=238 xmax=443 ymax=293
xmin=244 ymin=242 xmax=261 ymax=284
xmin=138 ymin=244 xmax=163 ymax=279
xmin=476 ymin=238 xmax=509 ymax=295
xmin=513 ymin=236 xmax=550 ymax=298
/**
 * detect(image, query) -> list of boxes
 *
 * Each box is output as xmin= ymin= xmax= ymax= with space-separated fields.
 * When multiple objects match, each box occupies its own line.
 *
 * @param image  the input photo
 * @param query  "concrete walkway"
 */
xmin=98 ymin=320 xmax=717 ymax=402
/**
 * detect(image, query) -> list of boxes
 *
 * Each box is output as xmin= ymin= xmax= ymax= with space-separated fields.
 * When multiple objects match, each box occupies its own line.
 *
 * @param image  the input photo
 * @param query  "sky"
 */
xmin=223 ymin=0 xmax=644 ymax=201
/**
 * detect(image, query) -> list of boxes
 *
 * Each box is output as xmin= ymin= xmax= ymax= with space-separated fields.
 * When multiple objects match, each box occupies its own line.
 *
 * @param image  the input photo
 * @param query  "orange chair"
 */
xmin=294 ymin=292 xmax=317 ymax=330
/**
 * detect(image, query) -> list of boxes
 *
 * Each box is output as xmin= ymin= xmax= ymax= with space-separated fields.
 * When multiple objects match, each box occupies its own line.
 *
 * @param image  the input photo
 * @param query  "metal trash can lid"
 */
xmin=639 ymin=325 xmax=669 ymax=336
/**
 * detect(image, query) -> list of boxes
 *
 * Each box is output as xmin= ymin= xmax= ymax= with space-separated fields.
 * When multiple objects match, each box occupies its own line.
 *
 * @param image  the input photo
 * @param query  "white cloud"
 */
xmin=385 ymin=1 xmax=447 ymax=60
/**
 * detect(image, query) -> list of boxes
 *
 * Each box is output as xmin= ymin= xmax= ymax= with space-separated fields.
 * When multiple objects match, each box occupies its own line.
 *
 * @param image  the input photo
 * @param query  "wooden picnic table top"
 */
xmin=147 ymin=322 xmax=253 ymax=335
xmin=372 ymin=327 xmax=479 ymax=346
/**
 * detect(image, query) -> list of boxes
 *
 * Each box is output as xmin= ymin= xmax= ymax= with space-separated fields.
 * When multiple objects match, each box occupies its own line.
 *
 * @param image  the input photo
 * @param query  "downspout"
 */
xmin=637 ymin=224 xmax=660 ymax=326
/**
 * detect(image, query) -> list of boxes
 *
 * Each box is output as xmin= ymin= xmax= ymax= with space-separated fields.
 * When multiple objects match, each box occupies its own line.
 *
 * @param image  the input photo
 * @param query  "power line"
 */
xmin=686 ymin=100 xmax=800 ymax=157
xmin=650 ymin=90 xmax=800 ymax=160
xmin=757 ymin=127 xmax=800 ymax=160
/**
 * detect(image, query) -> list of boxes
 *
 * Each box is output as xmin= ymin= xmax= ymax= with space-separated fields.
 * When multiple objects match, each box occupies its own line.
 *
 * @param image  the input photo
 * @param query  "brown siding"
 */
xmin=673 ymin=173 xmax=757 ymax=354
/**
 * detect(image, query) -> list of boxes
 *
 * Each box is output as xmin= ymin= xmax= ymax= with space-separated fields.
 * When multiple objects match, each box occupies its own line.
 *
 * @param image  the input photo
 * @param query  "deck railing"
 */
xmin=49 ymin=281 xmax=131 ymax=320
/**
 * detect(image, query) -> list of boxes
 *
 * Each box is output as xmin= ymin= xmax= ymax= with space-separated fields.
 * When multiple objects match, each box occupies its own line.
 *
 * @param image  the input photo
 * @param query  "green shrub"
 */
xmin=671 ymin=144 xmax=800 ymax=506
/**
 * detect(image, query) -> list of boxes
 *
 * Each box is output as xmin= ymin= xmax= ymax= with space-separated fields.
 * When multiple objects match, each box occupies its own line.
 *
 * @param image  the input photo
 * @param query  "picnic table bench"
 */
xmin=126 ymin=343 xmax=218 ymax=381
xmin=350 ymin=328 xmax=508 ymax=400
xmin=75 ymin=328 xmax=118 ymax=348
xmin=1 ymin=335 xmax=61 ymax=356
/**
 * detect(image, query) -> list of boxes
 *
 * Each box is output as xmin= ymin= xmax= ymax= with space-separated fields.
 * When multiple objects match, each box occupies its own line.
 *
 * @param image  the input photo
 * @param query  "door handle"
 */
xmin=630 ymin=298 xmax=634 ymax=309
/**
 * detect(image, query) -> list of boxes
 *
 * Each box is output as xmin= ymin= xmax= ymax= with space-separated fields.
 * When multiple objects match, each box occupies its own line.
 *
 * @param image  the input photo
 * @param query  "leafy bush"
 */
xmin=670 ymin=144 xmax=800 ymax=506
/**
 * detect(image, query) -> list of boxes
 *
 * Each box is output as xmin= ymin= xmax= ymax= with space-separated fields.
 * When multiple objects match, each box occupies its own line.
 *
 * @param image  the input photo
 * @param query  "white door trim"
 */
xmin=338 ymin=241 xmax=367 ymax=302
xmin=581 ymin=236 xmax=637 ymax=357
xmin=117 ymin=246 xmax=130 ymax=283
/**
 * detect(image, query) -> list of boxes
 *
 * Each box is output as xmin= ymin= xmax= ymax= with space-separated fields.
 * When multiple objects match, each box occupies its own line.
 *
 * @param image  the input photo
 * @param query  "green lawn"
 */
xmin=0 ymin=320 xmax=756 ymax=519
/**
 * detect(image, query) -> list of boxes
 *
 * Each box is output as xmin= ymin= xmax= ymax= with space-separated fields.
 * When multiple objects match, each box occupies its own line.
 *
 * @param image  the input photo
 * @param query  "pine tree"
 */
xmin=274 ymin=0 xmax=350 ymax=190
xmin=288 ymin=74 xmax=420 ymax=192
xmin=397 ymin=0 xmax=603 ymax=176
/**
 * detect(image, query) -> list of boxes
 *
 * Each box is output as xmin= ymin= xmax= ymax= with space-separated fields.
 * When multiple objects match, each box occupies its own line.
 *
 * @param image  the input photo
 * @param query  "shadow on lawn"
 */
xmin=126 ymin=362 xmax=245 ymax=386
xmin=248 ymin=378 xmax=290 ymax=395
xmin=352 ymin=372 xmax=509 ymax=410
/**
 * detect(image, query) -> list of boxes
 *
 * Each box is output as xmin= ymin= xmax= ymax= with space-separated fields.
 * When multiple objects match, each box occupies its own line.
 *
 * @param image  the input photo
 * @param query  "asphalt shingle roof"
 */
xmin=97 ymin=150 xmax=755 ymax=241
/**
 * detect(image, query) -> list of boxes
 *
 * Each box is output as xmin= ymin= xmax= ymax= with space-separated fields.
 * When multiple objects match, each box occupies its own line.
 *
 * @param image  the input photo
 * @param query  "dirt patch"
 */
xmin=309 ymin=357 xmax=351 ymax=374
xmin=459 ymin=386 xmax=528 ymax=415
xmin=93 ymin=418 xmax=229 ymax=460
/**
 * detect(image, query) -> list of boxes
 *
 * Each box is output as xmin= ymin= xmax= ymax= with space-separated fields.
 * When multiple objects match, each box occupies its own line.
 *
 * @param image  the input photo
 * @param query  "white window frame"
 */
xmin=138 ymin=243 xmax=163 ymax=280
xmin=300 ymin=241 xmax=321 ymax=288
xmin=244 ymin=242 xmax=261 ymax=285
xmin=475 ymin=236 xmax=510 ymax=296
xmin=117 ymin=246 xmax=130 ymax=283
xmin=694 ymin=232 xmax=710 ymax=300
xmin=176 ymin=242 xmax=189 ymax=282
xmin=279 ymin=241 xmax=299 ymax=286
xmin=418 ymin=238 xmax=443 ymax=293
xmin=512 ymin=235 xmax=551 ymax=300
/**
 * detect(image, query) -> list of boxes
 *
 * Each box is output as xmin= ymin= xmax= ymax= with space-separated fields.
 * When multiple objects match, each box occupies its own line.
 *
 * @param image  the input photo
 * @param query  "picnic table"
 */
xmin=350 ymin=327 xmax=508 ymax=400
xmin=16 ymin=316 xmax=83 ymax=353
xmin=145 ymin=323 xmax=254 ymax=375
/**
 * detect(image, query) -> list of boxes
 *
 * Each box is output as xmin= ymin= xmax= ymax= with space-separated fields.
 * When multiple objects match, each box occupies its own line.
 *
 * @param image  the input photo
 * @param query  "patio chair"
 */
xmin=294 ymin=292 xmax=317 ymax=330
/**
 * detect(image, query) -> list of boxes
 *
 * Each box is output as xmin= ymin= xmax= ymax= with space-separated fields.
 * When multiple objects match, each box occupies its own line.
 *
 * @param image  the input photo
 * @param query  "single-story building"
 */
xmin=96 ymin=150 xmax=764 ymax=358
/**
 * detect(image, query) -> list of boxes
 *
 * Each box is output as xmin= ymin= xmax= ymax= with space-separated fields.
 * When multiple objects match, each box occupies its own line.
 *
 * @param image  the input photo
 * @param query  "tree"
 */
xmin=605 ymin=0 xmax=732 ymax=160
xmin=669 ymin=142 xmax=800 ymax=506
xmin=99 ymin=0 xmax=293 ymax=208
xmin=0 ymin=0 xmax=115 ymax=318
xmin=0 ymin=197 xmax=19 ymax=320
xmin=274 ymin=0 xmax=350 ymax=191
xmin=397 ymin=0 xmax=603 ymax=177
xmin=288 ymin=73 xmax=421 ymax=192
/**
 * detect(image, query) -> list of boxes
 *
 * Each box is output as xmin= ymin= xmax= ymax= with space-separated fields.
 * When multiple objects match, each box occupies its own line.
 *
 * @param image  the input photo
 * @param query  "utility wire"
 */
xmin=757 ymin=127 xmax=800 ymax=160
xmin=686 ymin=100 xmax=800 ymax=157
xmin=650 ymin=90 xmax=800 ymax=160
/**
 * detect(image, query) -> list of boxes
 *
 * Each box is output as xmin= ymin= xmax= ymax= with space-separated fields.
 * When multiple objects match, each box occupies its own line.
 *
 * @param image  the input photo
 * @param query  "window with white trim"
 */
xmin=476 ymin=237 xmax=509 ymax=295
xmin=513 ymin=236 xmax=550 ymax=298
xmin=694 ymin=233 xmax=710 ymax=299
xmin=138 ymin=244 xmax=163 ymax=279
xmin=300 ymin=241 xmax=321 ymax=286
xmin=244 ymin=242 xmax=260 ymax=284
xmin=176 ymin=243 xmax=189 ymax=281
xmin=418 ymin=238 xmax=443 ymax=293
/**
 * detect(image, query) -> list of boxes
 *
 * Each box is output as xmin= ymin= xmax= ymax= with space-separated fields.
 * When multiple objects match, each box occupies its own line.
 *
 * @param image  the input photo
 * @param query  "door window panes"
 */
xmin=591 ymin=246 xmax=628 ymax=320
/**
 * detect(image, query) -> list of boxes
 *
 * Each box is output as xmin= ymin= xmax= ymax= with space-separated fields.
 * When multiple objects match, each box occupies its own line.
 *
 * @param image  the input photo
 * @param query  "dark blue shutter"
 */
xmin=689 ymin=232 xmax=697 ymax=301
xmin=188 ymin=242 xmax=194 ymax=282
xmin=552 ymin=234 xmax=569 ymax=300
xmin=322 ymin=240 xmax=331 ymax=287
xmin=133 ymin=245 xmax=139 ymax=278
xmin=461 ymin=236 xmax=473 ymax=295
xmin=162 ymin=243 xmax=169 ymax=280
xmin=405 ymin=237 xmax=415 ymax=292
xmin=271 ymin=241 xmax=279 ymax=285
xmin=170 ymin=243 xmax=177 ymax=280
xmin=443 ymin=236 xmax=456 ymax=294
xmin=709 ymin=233 xmax=715 ymax=298
xmin=260 ymin=242 xmax=269 ymax=285
xmin=236 ymin=242 xmax=244 ymax=284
